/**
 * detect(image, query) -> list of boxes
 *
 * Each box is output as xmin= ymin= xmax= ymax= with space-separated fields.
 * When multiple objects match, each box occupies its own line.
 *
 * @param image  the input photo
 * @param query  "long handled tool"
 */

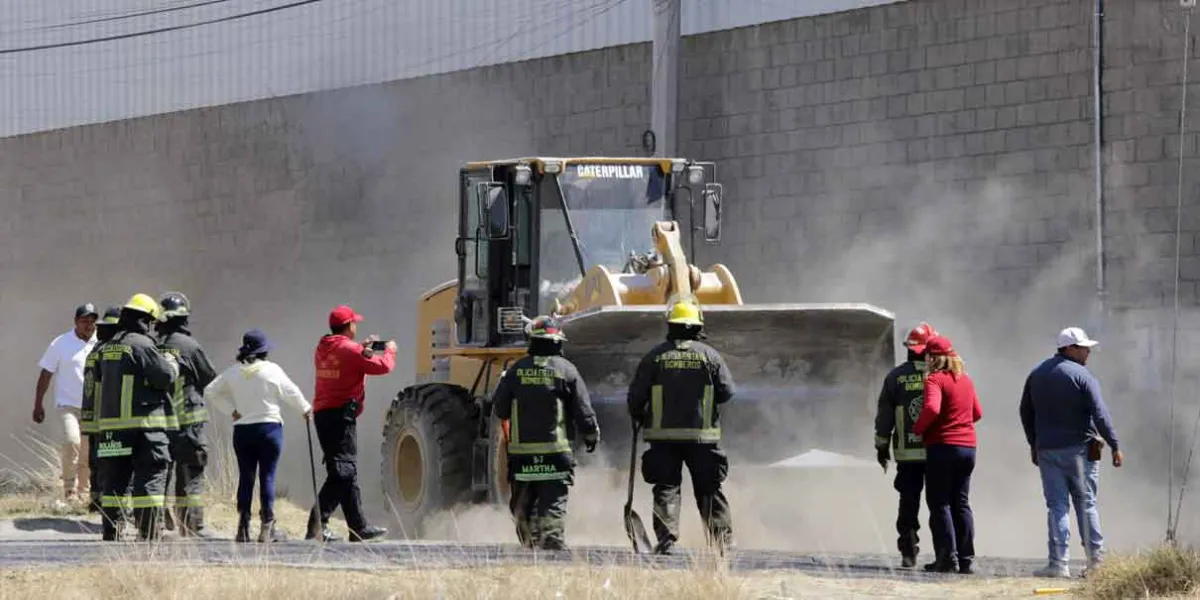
xmin=624 ymin=423 xmax=652 ymax=554
xmin=304 ymin=418 xmax=322 ymax=540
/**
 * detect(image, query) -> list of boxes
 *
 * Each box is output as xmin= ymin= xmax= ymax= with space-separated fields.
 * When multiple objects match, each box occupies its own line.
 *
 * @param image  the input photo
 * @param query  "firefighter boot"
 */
xmin=235 ymin=513 xmax=252 ymax=543
xmin=901 ymin=531 xmax=919 ymax=568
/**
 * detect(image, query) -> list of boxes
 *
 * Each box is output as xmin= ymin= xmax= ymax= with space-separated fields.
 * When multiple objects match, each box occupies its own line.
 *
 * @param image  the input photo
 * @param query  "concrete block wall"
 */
xmin=3 ymin=0 xmax=1199 ymax=545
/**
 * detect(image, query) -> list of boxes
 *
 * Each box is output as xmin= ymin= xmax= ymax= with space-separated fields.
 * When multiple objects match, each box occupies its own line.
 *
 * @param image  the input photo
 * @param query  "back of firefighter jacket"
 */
xmin=873 ymin=359 xmax=927 ymax=462
xmin=158 ymin=327 xmax=217 ymax=427
xmin=95 ymin=328 xmax=180 ymax=434
xmin=492 ymin=354 xmax=599 ymax=465
xmin=80 ymin=340 xmax=109 ymax=436
xmin=627 ymin=339 xmax=736 ymax=443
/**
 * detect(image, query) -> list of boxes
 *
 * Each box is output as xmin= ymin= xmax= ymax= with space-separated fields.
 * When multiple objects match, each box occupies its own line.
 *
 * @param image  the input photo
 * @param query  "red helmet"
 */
xmin=904 ymin=322 xmax=938 ymax=354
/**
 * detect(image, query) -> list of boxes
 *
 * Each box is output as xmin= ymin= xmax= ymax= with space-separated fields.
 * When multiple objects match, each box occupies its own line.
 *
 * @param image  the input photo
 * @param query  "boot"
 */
xmin=305 ymin=519 xmax=341 ymax=543
xmin=235 ymin=513 xmax=252 ymax=543
xmin=258 ymin=519 xmax=286 ymax=543
xmin=958 ymin=557 xmax=975 ymax=575
xmin=163 ymin=506 xmax=176 ymax=532
xmin=185 ymin=507 xmax=218 ymax=539
xmin=923 ymin=551 xmax=957 ymax=573
xmin=349 ymin=525 xmax=387 ymax=542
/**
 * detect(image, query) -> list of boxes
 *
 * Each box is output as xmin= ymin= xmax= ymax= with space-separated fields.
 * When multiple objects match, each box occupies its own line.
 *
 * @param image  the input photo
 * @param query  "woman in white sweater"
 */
xmin=204 ymin=328 xmax=311 ymax=543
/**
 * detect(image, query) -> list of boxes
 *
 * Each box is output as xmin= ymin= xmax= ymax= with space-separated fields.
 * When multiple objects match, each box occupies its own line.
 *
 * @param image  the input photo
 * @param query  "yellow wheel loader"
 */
xmin=380 ymin=156 xmax=896 ymax=537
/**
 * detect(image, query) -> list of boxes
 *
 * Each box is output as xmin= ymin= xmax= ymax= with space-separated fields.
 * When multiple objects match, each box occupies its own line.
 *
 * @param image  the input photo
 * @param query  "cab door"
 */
xmin=455 ymin=168 xmax=493 ymax=346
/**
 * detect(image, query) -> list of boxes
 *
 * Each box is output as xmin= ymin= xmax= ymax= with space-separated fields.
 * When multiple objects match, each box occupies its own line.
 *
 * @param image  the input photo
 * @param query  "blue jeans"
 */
xmin=1037 ymin=445 xmax=1103 ymax=565
xmin=233 ymin=422 xmax=284 ymax=522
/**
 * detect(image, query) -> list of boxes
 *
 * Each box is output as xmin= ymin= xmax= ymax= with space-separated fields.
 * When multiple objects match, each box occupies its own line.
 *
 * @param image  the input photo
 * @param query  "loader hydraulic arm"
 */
xmin=650 ymin=221 xmax=700 ymax=304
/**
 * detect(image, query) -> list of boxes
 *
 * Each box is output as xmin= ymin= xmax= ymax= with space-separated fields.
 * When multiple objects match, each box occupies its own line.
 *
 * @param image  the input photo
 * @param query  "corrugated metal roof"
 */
xmin=0 ymin=0 xmax=905 ymax=137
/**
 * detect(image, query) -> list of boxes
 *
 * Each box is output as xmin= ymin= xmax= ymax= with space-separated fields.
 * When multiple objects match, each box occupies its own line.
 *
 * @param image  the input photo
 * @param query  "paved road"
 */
xmin=0 ymin=516 xmax=1079 ymax=580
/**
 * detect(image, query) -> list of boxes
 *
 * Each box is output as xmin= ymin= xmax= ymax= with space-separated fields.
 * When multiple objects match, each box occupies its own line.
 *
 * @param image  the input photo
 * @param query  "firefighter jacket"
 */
xmin=80 ymin=327 xmax=118 ymax=435
xmin=873 ymin=359 xmax=928 ymax=462
xmin=492 ymin=353 xmax=599 ymax=481
xmin=157 ymin=325 xmax=217 ymax=428
xmin=95 ymin=321 xmax=180 ymax=435
xmin=627 ymin=338 xmax=736 ymax=443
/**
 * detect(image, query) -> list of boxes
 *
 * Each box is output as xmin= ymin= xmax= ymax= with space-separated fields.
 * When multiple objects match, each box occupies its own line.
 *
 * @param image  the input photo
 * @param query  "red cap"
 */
xmin=328 ymin=305 xmax=364 ymax=329
xmin=925 ymin=335 xmax=956 ymax=356
xmin=903 ymin=322 xmax=938 ymax=354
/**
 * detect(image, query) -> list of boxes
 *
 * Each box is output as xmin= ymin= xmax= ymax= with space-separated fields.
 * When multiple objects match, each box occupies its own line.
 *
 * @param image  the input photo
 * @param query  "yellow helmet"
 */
xmin=666 ymin=301 xmax=703 ymax=326
xmin=124 ymin=293 xmax=163 ymax=321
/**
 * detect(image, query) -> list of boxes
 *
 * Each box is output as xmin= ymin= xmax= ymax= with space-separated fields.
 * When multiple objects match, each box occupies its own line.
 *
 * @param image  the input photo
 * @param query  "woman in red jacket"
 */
xmin=912 ymin=335 xmax=982 ymax=575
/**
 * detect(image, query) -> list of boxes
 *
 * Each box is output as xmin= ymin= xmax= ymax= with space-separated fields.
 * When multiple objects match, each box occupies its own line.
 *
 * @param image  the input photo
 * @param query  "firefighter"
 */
xmin=95 ymin=293 xmax=180 ymax=541
xmin=155 ymin=291 xmax=218 ymax=538
xmin=627 ymin=299 xmax=736 ymax=555
xmin=873 ymin=321 xmax=939 ymax=568
xmin=491 ymin=316 xmax=600 ymax=551
xmin=81 ymin=306 xmax=122 ymax=515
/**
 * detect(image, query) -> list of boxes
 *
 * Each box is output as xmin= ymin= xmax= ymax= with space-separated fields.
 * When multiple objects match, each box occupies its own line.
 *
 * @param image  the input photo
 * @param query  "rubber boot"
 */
xmin=235 ymin=513 xmax=252 ymax=543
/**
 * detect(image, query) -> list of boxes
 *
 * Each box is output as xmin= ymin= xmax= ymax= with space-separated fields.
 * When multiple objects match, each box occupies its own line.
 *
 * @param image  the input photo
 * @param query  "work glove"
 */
xmin=584 ymin=432 xmax=599 ymax=453
xmin=876 ymin=446 xmax=890 ymax=472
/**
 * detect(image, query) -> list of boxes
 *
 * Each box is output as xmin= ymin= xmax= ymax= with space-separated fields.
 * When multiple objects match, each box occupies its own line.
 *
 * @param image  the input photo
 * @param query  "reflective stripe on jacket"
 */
xmin=627 ymin=339 xmax=735 ymax=443
xmin=873 ymin=360 xmax=927 ymax=462
xmin=95 ymin=326 xmax=180 ymax=432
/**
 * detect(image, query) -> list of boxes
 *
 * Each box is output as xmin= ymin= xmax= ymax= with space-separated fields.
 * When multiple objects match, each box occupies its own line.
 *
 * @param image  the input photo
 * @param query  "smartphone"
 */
xmin=369 ymin=340 xmax=388 ymax=352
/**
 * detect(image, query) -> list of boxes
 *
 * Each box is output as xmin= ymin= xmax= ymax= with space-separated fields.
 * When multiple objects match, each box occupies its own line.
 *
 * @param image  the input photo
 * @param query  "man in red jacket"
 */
xmin=306 ymin=304 xmax=396 ymax=542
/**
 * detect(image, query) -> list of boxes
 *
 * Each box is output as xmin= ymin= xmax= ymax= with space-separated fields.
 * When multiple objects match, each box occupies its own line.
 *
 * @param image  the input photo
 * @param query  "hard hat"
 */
xmin=100 ymin=306 xmax=122 ymax=325
xmin=159 ymin=291 xmax=191 ymax=319
xmin=527 ymin=315 xmax=567 ymax=341
xmin=903 ymin=321 xmax=938 ymax=354
xmin=666 ymin=301 xmax=703 ymax=326
xmin=123 ymin=293 xmax=163 ymax=321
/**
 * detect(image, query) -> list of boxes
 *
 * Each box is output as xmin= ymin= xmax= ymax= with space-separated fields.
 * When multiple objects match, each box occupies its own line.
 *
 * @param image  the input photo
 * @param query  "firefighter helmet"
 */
xmin=527 ymin=315 xmax=567 ymax=341
xmin=123 ymin=293 xmax=163 ymax=321
xmin=100 ymin=306 xmax=122 ymax=325
xmin=903 ymin=321 xmax=938 ymax=354
xmin=666 ymin=300 xmax=703 ymax=326
xmin=159 ymin=291 xmax=190 ymax=319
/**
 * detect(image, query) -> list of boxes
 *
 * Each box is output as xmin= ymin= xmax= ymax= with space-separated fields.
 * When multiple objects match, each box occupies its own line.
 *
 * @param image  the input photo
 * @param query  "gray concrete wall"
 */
xmin=5 ymin=0 xmax=1200 ymax=549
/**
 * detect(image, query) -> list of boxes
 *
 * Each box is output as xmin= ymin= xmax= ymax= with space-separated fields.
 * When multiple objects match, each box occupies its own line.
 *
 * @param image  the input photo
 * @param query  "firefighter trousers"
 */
xmin=641 ymin=442 xmax=733 ymax=551
xmin=98 ymin=430 xmax=171 ymax=541
xmin=314 ymin=403 xmax=368 ymax=532
xmin=894 ymin=461 xmax=925 ymax=558
xmin=167 ymin=424 xmax=209 ymax=534
xmin=508 ymin=474 xmax=572 ymax=550
xmin=87 ymin=436 xmax=103 ymax=511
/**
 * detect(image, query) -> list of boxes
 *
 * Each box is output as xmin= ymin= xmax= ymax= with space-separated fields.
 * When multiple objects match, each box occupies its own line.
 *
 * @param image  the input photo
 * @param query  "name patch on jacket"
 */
xmin=897 ymin=373 xmax=924 ymax=392
xmin=656 ymin=350 xmax=705 ymax=371
xmin=516 ymin=367 xmax=557 ymax=386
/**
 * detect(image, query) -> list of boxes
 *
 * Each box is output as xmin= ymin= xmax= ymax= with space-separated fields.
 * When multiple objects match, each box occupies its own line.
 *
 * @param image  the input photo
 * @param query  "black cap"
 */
xmin=75 ymin=303 xmax=98 ymax=319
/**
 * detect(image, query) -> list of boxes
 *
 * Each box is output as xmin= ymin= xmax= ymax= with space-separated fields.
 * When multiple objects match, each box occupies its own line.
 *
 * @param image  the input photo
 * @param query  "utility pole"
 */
xmin=650 ymin=0 xmax=680 ymax=157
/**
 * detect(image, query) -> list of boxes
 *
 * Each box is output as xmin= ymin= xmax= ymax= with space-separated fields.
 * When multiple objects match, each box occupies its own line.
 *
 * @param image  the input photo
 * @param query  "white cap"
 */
xmin=1057 ymin=326 xmax=1098 ymax=348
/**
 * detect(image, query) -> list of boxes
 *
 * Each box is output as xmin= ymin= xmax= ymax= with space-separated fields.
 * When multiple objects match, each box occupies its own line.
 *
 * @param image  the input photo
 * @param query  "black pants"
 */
xmin=894 ymin=461 xmax=925 ymax=557
xmin=99 ymin=430 xmax=171 ymax=541
xmin=314 ymin=403 xmax=367 ymax=532
xmin=87 ymin=436 xmax=103 ymax=510
xmin=508 ymin=477 xmax=571 ymax=549
xmin=641 ymin=442 xmax=733 ymax=549
xmin=925 ymin=444 xmax=976 ymax=563
xmin=167 ymin=424 xmax=208 ymax=531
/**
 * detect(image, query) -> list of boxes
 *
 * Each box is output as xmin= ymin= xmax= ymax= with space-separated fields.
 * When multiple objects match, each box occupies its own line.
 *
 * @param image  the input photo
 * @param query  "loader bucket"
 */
xmin=557 ymin=303 xmax=896 ymax=468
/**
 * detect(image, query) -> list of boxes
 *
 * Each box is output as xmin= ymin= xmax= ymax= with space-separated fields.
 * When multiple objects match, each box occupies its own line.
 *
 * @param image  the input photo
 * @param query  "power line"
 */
xmin=0 ymin=0 xmax=326 ymax=55
xmin=3 ymin=0 xmax=238 ymax=35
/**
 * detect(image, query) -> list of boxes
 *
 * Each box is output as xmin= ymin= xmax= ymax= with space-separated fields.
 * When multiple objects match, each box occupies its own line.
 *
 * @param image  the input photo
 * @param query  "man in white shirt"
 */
xmin=34 ymin=304 xmax=99 ymax=503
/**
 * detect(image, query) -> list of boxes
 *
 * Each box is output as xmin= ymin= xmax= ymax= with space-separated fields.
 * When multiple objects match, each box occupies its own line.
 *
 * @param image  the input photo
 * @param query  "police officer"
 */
xmin=491 ymin=316 xmax=600 ymax=551
xmin=873 ymin=321 xmax=938 ymax=568
xmin=81 ymin=306 xmax=122 ymax=515
xmin=627 ymin=300 xmax=736 ymax=555
xmin=155 ymin=291 xmax=218 ymax=538
xmin=95 ymin=293 xmax=179 ymax=541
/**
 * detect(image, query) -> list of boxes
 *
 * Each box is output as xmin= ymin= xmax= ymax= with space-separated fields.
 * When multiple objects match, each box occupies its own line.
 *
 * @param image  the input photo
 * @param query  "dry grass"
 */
xmin=1078 ymin=544 xmax=1200 ymax=600
xmin=0 ymin=422 xmax=346 ymax=538
xmin=0 ymin=563 xmax=1062 ymax=600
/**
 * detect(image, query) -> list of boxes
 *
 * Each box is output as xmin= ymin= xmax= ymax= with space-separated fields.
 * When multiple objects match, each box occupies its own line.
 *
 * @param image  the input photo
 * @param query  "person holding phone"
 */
xmin=306 ymin=304 xmax=396 ymax=543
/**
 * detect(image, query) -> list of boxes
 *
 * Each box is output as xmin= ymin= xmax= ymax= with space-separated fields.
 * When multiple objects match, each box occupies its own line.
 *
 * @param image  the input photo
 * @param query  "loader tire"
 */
xmin=381 ymin=384 xmax=475 ymax=538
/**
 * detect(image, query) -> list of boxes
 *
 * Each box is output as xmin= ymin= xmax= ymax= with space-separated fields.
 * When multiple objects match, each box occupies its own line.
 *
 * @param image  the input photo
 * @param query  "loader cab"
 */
xmin=454 ymin=158 xmax=724 ymax=349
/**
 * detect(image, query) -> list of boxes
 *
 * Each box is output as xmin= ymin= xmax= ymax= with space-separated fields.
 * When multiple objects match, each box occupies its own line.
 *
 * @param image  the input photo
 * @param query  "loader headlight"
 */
xmin=686 ymin=165 xmax=704 ymax=186
xmin=514 ymin=164 xmax=533 ymax=187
